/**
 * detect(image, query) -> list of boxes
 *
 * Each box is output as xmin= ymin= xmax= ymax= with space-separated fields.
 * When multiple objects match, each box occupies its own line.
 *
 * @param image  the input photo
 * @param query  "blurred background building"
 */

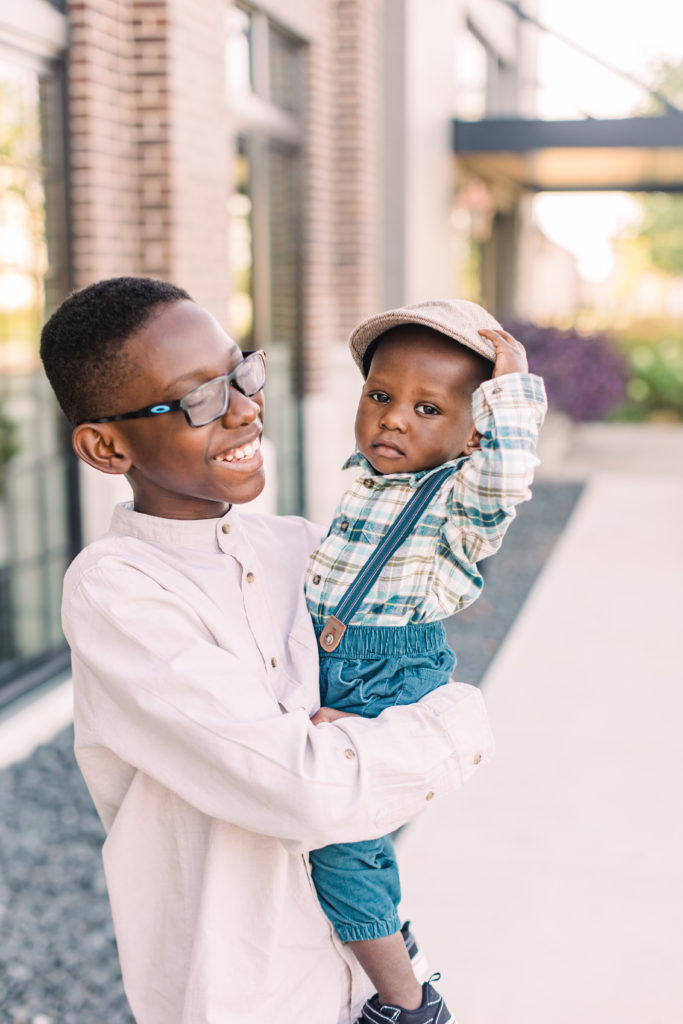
xmin=0 ymin=0 xmax=681 ymax=705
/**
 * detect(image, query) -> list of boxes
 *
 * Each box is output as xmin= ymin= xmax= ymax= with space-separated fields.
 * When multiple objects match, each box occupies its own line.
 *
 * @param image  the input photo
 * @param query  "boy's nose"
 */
xmin=221 ymin=385 xmax=262 ymax=427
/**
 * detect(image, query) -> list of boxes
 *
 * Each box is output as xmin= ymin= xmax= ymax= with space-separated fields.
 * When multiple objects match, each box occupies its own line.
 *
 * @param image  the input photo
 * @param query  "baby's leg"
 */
xmin=310 ymin=835 xmax=422 ymax=1007
xmin=348 ymin=933 xmax=422 ymax=1009
xmin=311 ymin=628 xmax=455 ymax=1009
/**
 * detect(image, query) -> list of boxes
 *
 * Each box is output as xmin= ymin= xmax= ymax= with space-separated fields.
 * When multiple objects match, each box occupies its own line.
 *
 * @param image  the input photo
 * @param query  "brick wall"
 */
xmin=301 ymin=0 xmax=384 ymax=520
xmin=67 ymin=0 xmax=384 ymax=332
xmin=301 ymin=0 xmax=383 ymax=393
xmin=132 ymin=0 xmax=171 ymax=282
xmin=300 ymin=2 xmax=336 ymax=394
xmin=67 ymin=0 xmax=229 ymax=321
xmin=332 ymin=0 xmax=382 ymax=339
xmin=67 ymin=0 xmax=141 ymax=284
xmin=165 ymin=0 xmax=229 ymax=320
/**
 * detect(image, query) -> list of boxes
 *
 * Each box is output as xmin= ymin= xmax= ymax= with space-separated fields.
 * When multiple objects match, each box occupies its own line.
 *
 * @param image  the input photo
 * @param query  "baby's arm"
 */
xmin=444 ymin=329 xmax=547 ymax=562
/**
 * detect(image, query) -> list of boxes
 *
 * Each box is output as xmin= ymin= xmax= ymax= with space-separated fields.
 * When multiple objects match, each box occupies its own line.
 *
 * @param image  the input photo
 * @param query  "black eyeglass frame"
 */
xmin=81 ymin=350 xmax=266 ymax=428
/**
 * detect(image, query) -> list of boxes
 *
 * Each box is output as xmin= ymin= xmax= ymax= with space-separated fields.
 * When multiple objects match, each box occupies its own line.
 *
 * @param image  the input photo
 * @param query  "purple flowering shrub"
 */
xmin=504 ymin=321 xmax=629 ymax=422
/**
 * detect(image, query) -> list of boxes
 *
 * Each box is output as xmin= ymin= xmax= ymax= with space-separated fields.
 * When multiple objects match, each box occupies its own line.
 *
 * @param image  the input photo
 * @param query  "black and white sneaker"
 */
xmin=400 ymin=920 xmax=428 ymax=982
xmin=355 ymin=976 xmax=456 ymax=1024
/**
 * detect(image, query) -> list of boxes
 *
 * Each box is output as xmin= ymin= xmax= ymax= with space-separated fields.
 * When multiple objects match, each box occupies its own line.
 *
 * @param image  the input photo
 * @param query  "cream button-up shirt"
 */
xmin=62 ymin=503 xmax=494 ymax=1024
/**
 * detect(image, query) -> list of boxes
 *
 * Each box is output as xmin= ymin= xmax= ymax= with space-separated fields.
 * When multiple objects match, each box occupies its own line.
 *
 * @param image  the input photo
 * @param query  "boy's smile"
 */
xmin=95 ymin=300 xmax=265 ymax=518
xmin=355 ymin=326 xmax=489 ymax=475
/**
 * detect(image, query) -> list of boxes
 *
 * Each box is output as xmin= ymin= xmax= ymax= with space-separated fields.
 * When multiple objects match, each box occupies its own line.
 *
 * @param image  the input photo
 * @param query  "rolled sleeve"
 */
xmin=445 ymin=372 xmax=547 ymax=562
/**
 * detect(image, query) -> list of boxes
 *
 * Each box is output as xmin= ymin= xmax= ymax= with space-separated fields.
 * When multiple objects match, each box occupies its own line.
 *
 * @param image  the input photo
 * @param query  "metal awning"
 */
xmin=452 ymin=114 xmax=683 ymax=192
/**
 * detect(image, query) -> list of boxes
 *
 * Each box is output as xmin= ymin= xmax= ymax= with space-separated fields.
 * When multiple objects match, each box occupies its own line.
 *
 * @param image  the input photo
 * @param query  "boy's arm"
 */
xmin=65 ymin=562 xmax=493 ymax=852
xmin=444 ymin=330 xmax=547 ymax=564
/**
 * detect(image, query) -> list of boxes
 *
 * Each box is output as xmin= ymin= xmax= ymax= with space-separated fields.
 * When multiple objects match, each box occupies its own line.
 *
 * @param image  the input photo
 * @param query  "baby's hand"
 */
xmin=311 ymin=706 xmax=359 ymax=725
xmin=478 ymin=328 xmax=528 ymax=378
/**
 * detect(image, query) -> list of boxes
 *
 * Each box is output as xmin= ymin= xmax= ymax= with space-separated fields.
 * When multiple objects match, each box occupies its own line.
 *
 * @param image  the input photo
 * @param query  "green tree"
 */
xmin=633 ymin=60 xmax=683 ymax=275
xmin=637 ymin=193 xmax=683 ymax=276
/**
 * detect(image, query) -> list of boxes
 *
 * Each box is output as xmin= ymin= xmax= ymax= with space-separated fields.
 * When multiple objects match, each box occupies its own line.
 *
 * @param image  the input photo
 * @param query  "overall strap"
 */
xmin=319 ymin=464 xmax=453 ymax=652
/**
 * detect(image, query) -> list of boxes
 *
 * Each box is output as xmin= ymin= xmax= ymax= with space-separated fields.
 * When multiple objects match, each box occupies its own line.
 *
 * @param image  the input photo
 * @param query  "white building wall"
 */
xmin=302 ymin=354 xmax=361 ymax=528
xmin=401 ymin=0 xmax=459 ymax=303
xmin=517 ymin=220 xmax=582 ymax=323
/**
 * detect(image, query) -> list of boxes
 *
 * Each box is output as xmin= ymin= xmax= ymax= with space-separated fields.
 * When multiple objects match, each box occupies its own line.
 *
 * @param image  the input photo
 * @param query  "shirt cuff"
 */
xmin=372 ymin=682 xmax=495 ymax=831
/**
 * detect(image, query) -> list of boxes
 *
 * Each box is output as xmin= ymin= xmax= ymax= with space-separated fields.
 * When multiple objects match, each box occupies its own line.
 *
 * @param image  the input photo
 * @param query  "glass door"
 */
xmin=0 ymin=55 xmax=74 ymax=705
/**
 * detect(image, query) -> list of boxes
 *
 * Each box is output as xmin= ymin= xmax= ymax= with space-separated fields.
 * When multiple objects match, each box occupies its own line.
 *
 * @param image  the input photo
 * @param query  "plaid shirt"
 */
xmin=305 ymin=372 xmax=547 ymax=626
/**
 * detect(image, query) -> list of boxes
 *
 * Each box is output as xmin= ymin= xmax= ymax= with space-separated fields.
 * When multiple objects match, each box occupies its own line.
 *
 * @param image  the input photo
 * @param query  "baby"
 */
xmin=305 ymin=299 xmax=547 ymax=1024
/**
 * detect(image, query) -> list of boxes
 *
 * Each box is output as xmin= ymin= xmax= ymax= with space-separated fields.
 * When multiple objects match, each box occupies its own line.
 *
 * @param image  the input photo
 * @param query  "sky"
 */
xmin=531 ymin=0 xmax=683 ymax=280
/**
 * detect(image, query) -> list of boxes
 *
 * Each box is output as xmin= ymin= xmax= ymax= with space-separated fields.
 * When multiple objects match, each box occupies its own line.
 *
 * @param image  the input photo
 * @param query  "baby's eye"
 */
xmin=368 ymin=391 xmax=390 ymax=404
xmin=416 ymin=403 xmax=440 ymax=416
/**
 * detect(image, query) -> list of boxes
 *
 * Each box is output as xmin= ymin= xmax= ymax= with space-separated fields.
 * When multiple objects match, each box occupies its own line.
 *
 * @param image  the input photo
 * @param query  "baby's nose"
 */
xmin=379 ymin=405 xmax=409 ymax=431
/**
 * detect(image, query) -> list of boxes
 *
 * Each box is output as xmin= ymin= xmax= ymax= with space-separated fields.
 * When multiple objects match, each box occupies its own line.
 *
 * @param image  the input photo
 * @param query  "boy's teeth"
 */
xmin=216 ymin=438 xmax=260 ymax=463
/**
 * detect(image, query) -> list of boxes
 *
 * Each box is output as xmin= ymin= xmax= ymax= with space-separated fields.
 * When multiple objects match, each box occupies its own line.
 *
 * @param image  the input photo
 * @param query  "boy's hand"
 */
xmin=478 ymin=328 xmax=528 ymax=377
xmin=311 ymin=706 xmax=359 ymax=725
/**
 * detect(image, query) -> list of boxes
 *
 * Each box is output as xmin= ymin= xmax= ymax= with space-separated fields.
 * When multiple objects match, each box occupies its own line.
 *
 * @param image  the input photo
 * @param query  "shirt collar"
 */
xmin=342 ymin=449 xmax=465 ymax=488
xmin=108 ymin=501 xmax=241 ymax=550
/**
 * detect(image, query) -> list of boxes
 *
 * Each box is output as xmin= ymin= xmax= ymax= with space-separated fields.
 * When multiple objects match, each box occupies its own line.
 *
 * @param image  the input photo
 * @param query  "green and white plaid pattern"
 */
xmin=305 ymin=372 xmax=547 ymax=626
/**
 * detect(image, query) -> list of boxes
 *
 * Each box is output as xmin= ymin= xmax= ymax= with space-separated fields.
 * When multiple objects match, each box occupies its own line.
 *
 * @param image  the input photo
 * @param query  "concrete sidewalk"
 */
xmin=398 ymin=424 xmax=683 ymax=1023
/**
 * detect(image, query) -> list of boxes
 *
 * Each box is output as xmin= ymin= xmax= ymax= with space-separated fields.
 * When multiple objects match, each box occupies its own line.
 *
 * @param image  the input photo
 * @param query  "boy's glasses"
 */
xmin=85 ymin=350 xmax=266 ymax=428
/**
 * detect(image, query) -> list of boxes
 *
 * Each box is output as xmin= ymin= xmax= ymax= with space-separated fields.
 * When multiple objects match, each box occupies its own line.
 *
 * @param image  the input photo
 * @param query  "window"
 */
xmin=0 ymin=54 xmax=73 ymax=704
xmin=226 ymin=5 xmax=306 ymax=515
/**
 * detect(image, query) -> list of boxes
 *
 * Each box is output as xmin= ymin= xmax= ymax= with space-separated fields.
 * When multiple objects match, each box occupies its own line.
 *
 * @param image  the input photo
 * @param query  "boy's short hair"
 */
xmin=40 ymin=276 xmax=191 ymax=426
xmin=349 ymin=298 xmax=501 ymax=378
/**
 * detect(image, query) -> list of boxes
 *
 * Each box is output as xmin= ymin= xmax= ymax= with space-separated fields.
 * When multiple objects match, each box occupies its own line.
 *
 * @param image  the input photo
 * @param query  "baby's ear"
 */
xmin=464 ymin=428 xmax=483 ymax=454
xmin=72 ymin=423 xmax=132 ymax=475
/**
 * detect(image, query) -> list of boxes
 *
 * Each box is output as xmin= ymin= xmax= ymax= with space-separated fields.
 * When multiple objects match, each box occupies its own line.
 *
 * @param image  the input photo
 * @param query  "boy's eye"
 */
xmin=416 ymin=403 xmax=440 ymax=416
xmin=368 ymin=391 xmax=390 ymax=404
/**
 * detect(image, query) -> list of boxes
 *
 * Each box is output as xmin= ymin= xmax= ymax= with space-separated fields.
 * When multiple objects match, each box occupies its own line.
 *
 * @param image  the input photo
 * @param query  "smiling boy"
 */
xmin=305 ymin=299 xmax=547 ymax=1023
xmin=69 ymin=291 xmax=267 ymax=514
xmin=39 ymin=278 xmax=496 ymax=1024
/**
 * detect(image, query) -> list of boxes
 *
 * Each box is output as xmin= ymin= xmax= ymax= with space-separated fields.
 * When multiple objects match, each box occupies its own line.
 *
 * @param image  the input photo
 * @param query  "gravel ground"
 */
xmin=0 ymin=481 xmax=583 ymax=1023
xmin=444 ymin=481 xmax=583 ymax=684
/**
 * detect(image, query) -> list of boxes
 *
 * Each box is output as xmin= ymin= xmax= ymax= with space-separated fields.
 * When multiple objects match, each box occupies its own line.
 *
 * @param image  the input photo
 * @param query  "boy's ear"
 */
xmin=464 ymin=427 xmax=483 ymax=454
xmin=71 ymin=423 xmax=133 ymax=475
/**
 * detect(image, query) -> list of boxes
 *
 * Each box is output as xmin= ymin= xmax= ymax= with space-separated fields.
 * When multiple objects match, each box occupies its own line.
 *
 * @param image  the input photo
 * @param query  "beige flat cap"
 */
xmin=349 ymin=298 xmax=502 ymax=373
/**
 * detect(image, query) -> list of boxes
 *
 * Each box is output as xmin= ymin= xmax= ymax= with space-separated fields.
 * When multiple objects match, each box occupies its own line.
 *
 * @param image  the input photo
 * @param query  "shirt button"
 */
xmin=473 ymin=752 xmax=482 ymax=765
xmin=340 ymin=521 xmax=349 ymax=532
xmin=221 ymin=523 xmax=231 ymax=534
xmin=246 ymin=572 xmax=255 ymax=583
xmin=491 ymin=385 xmax=502 ymax=395
xmin=271 ymin=657 xmax=277 ymax=668
xmin=363 ymin=479 xmax=374 ymax=488
xmin=344 ymin=749 xmax=355 ymax=760
xmin=425 ymin=791 xmax=435 ymax=801
xmin=312 ymin=574 xmax=321 ymax=585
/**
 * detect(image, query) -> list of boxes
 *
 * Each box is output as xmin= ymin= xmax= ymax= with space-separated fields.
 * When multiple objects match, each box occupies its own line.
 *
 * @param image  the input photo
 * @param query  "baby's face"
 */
xmin=355 ymin=326 xmax=484 ymax=474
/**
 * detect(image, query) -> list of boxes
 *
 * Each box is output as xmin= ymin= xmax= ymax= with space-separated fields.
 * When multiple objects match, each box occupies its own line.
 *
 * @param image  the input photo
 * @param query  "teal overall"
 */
xmin=309 ymin=466 xmax=456 ymax=942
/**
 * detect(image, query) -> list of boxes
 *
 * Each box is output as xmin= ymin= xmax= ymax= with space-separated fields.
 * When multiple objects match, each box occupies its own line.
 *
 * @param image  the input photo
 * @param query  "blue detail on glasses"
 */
xmin=150 ymin=405 xmax=172 ymax=414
